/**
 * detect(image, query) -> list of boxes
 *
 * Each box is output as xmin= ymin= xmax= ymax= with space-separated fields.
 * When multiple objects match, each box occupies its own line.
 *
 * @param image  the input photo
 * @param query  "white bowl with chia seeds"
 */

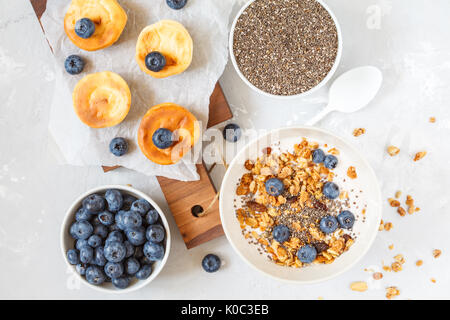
xmin=230 ymin=0 xmax=342 ymax=99
xmin=219 ymin=127 xmax=382 ymax=283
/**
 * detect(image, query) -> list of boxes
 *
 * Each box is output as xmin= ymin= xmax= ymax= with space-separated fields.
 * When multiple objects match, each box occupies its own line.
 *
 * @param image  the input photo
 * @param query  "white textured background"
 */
xmin=0 ymin=0 xmax=449 ymax=299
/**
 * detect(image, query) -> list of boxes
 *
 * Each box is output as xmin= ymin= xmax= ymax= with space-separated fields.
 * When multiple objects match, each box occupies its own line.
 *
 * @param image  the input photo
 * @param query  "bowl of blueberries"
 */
xmin=61 ymin=185 xmax=171 ymax=293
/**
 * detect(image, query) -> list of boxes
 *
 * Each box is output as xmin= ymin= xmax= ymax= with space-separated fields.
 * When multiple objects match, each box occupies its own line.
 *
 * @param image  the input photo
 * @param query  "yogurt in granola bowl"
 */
xmin=219 ymin=127 xmax=382 ymax=283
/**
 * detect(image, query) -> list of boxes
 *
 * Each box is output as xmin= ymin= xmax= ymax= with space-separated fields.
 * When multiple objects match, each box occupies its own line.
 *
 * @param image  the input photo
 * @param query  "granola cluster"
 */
xmin=234 ymin=138 xmax=356 ymax=268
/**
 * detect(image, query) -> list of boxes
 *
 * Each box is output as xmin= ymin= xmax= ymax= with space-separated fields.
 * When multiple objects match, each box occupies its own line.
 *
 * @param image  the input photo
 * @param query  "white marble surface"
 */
xmin=1 ymin=0 xmax=449 ymax=299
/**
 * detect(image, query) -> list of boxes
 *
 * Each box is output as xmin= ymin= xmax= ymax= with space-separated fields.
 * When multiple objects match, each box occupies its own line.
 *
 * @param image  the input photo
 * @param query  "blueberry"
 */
xmin=93 ymin=246 xmax=107 ymax=266
xmin=324 ymin=154 xmax=338 ymax=169
xmin=122 ymin=211 xmax=142 ymax=229
xmin=112 ymin=276 xmax=130 ymax=289
xmin=124 ymin=241 xmax=134 ymax=258
xmin=109 ymin=137 xmax=128 ymax=157
xmin=64 ymin=55 xmax=85 ymax=75
xmin=122 ymin=195 xmax=138 ymax=210
xmin=135 ymin=264 xmax=152 ymax=280
xmin=115 ymin=210 xmax=126 ymax=230
xmin=272 ymin=225 xmax=290 ymax=243
xmin=75 ymin=239 xmax=89 ymax=250
xmin=139 ymin=256 xmax=153 ymax=266
xmin=125 ymin=257 xmax=140 ymax=275
xmin=145 ymin=52 xmax=166 ymax=72
xmin=312 ymin=149 xmax=326 ymax=164
xmin=98 ymin=211 xmax=114 ymax=226
xmin=82 ymin=194 xmax=105 ymax=214
xmin=202 ymin=254 xmax=221 ymax=273
xmin=85 ymin=266 xmax=106 ymax=285
xmin=222 ymin=123 xmax=241 ymax=142
xmin=104 ymin=241 xmax=126 ymax=263
xmin=109 ymin=223 xmax=120 ymax=232
xmin=75 ymin=207 xmax=92 ymax=221
xmin=104 ymin=261 xmax=124 ymax=279
xmin=143 ymin=242 xmax=165 ymax=261
xmin=106 ymin=230 xmax=124 ymax=244
xmin=87 ymin=234 xmax=102 ymax=248
xmin=105 ymin=189 xmax=123 ymax=212
xmin=265 ymin=178 xmax=284 ymax=196
xmin=166 ymin=0 xmax=187 ymax=10
xmin=319 ymin=215 xmax=339 ymax=234
xmin=76 ymin=263 xmax=88 ymax=276
xmin=146 ymin=224 xmax=165 ymax=243
xmin=66 ymin=249 xmax=79 ymax=265
xmin=323 ymin=182 xmax=339 ymax=200
xmin=134 ymin=246 xmax=144 ymax=259
xmin=297 ymin=245 xmax=317 ymax=264
xmin=70 ymin=220 xmax=93 ymax=240
xmin=146 ymin=209 xmax=159 ymax=225
xmin=75 ymin=18 xmax=95 ymax=39
xmin=337 ymin=210 xmax=355 ymax=229
xmin=80 ymin=246 xmax=94 ymax=263
xmin=125 ymin=226 xmax=146 ymax=246
xmin=152 ymin=128 xmax=173 ymax=149
xmin=93 ymin=224 xmax=108 ymax=239
xmin=131 ymin=199 xmax=152 ymax=216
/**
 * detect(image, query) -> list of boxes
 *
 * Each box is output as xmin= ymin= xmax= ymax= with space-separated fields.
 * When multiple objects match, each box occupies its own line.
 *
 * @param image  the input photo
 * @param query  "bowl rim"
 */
xmin=229 ymin=0 xmax=343 ymax=100
xmin=60 ymin=184 xmax=171 ymax=294
xmin=219 ymin=126 xmax=382 ymax=284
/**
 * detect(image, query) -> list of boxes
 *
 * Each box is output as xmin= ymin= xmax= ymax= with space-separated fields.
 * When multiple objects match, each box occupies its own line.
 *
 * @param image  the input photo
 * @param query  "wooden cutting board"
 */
xmin=31 ymin=0 xmax=231 ymax=248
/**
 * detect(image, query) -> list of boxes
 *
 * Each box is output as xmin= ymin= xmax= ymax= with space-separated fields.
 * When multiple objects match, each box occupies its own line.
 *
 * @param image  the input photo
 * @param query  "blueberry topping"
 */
xmin=324 ymin=154 xmax=338 ymax=169
xmin=75 ymin=18 xmax=95 ymax=39
xmin=104 ymin=261 xmax=124 ymax=279
xmin=265 ymin=178 xmax=284 ymax=196
xmin=122 ymin=195 xmax=138 ymax=210
xmin=323 ymin=182 xmax=339 ymax=200
xmin=143 ymin=242 xmax=165 ymax=261
xmin=67 ymin=249 xmax=79 ymax=265
xmin=93 ymin=224 xmax=108 ymax=239
xmin=312 ymin=149 xmax=325 ymax=164
xmin=124 ymin=240 xmax=135 ymax=258
xmin=106 ymin=230 xmax=124 ymax=243
xmin=93 ymin=247 xmax=107 ymax=266
xmin=337 ymin=210 xmax=355 ymax=229
xmin=76 ymin=263 xmax=88 ymax=276
xmin=112 ymin=276 xmax=130 ymax=289
xmin=70 ymin=220 xmax=94 ymax=240
xmin=104 ymin=241 xmax=126 ymax=263
xmin=145 ymin=52 xmax=166 ymax=72
xmin=122 ymin=211 xmax=142 ymax=229
xmin=125 ymin=257 xmax=140 ymax=275
xmin=297 ymin=245 xmax=317 ymax=264
xmin=82 ymin=194 xmax=105 ymax=213
xmin=64 ymin=55 xmax=85 ymax=75
xmin=272 ymin=225 xmax=290 ymax=243
xmin=202 ymin=254 xmax=221 ymax=273
xmin=75 ymin=239 xmax=89 ymax=250
xmin=97 ymin=211 xmax=114 ymax=226
xmin=166 ymin=0 xmax=187 ymax=10
xmin=75 ymin=207 xmax=92 ymax=221
xmin=319 ymin=215 xmax=339 ymax=234
xmin=146 ymin=224 xmax=165 ymax=243
xmin=152 ymin=128 xmax=173 ymax=149
xmin=79 ymin=246 xmax=94 ymax=264
xmin=125 ymin=227 xmax=146 ymax=246
xmin=105 ymin=189 xmax=123 ymax=212
xmin=131 ymin=199 xmax=152 ymax=216
xmin=146 ymin=209 xmax=159 ymax=225
xmin=109 ymin=137 xmax=128 ymax=157
xmin=135 ymin=264 xmax=152 ymax=280
xmin=87 ymin=234 xmax=102 ymax=248
xmin=222 ymin=123 xmax=241 ymax=142
xmin=85 ymin=266 xmax=106 ymax=285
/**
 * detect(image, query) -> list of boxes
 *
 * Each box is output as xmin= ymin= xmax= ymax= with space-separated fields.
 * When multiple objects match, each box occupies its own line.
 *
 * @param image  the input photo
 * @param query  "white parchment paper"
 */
xmin=42 ymin=0 xmax=233 ymax=181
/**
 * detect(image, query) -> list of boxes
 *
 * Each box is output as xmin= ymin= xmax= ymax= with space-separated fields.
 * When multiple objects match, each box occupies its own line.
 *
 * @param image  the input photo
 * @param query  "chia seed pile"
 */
xmin=233 ymin=0 xmax=339 ymax=96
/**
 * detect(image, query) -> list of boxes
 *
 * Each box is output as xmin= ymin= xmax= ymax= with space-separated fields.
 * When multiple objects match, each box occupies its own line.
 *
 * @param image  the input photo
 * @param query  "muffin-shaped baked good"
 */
xmin=135 ymin=20 xmax=193 ymax=78
xmin=138 ymin=103 xmax=200 ymax=165
xmin=64 ymin=0 xmax=127 ymax=51
xmin=73 ymin=71 xmax=131 ymax=128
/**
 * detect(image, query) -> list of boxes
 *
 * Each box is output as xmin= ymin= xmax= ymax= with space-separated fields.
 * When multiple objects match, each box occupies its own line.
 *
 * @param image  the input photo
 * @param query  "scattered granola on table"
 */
xmin=386 ymin=286 xmax=400 ymax=299
xmin=413 ymin=151 xmax=427 ymax=161
xmin=387 ymin=146 xmax=400 ymax=156
xmin=352 ymin=128 xmax=366 ymax=137
xmin=350 ymin=281 xmax=368 ymax=292
xmin=432 ymin=249 xmax=442 ymax=259
xmin=234 ymin=138 xmax=360 ymax=268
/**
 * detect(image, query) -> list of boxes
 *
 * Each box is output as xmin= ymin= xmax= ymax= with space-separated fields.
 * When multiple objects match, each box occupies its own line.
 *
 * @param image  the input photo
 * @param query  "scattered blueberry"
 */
xmin=75 ymin=207 xmax=91 ymax=221
xmin=312 ymin=149 xmax=326 ymax=164
xmin=80 ymin=246 xmax=94 ymax=264
xmin=67 ymin=249 xmax=79 ymax=265
xmin=131 ymin=199 xmax=151 ymax=216
xmin=70 ymin=220 xmax=94 ymax=240
xmin=82 ymin=194 xmax=105 ymax=213
xmin=143 ymin=242 xmax=165 ymax=261
xmin=105 ymin=189 xmax=123 ymax=212
xmin=125 ymin=257 xmax=140 ymax=275
xmin=98 ymin=211 xmax=114 ymax=226
xmin=76 ymin=263 xmax=88 ymax=276
xmin=146 ymin=224 xmax=165 ymax=243
xmin=323 ymin=182 xmax=339 ymax=200
xmin=104 ymin=241 xmax=126 ymax=263
xmin=87 ymin=234 xmax=102 ymax=248
xmin=324 ymin=154 xmax=338 ymax=169
xmin=112 ymin=276 xmax=130 ymax=289
xmin=265 ymin=178 xmax=284 ymax=196
xmin=122 ymin=211 xmax=142 ymax=229
xmin=272 ymin=225 xmax=290 ymax=243
xmin=109 ymin=137 xmax=128 ymax=157
xmin=202 ymin=254 xmax=221 ymax=273
xmin=106 ymin=230 xmax=124 ymax=244
xmin=297 ymin=245 xmax=317 ymax=264
xmin=152 ymin=128 xmax=173 ymax=149
xmin=64 ymin=55 xmax=85 ymax=75
xmin=166 ymin=0 xmax=187 ymax=10
xmin=75 ymin=239 xmax=89 ymax=250
xmin=146 ymin=209 xmax=159 ymax=225
xmin=125 ymin=227 xmax=146 ymax=246
xmin=135 ymin=265 xmax=152 ymax=280
xmin=75 ymin=18 xmax=95 ymax=39
xmin=124 ymin=241 xmax=134 ymax=258
xmin=85 ymin=266 xmax=106 ymax=285
xmin=222 ymin=123 xmax=241 ymax=142
xmin=93 ymin=224 xmax=108 ymax=239
xmin=337 ymin=210 xmax=355 ymax=229
xmin=93 ymin=247 xmax=107 ymax=266
xmin=145 ymin=52 xmax=166 ymax=72
xmin=104 ymin=262 xmax=124 ymax=279
xmin=319 ymin=215 xmax=339 ymax=234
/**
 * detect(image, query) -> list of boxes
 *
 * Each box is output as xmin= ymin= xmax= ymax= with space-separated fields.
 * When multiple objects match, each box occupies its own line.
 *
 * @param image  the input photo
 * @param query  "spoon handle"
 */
xmin=305 ymin=107 xmax=333 ymax=126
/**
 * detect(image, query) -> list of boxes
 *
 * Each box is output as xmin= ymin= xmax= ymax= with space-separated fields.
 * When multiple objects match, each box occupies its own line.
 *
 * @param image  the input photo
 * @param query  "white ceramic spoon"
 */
xmin=306 ymin=66 xmax=383 ymax=126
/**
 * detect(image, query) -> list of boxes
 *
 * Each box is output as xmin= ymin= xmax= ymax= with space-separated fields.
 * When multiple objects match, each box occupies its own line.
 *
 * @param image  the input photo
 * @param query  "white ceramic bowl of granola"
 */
xmin=229 ymin=0 xmax=343 ymax=99
xmin=60 ymin=185 xmax=171 ymax=294
xmin=219 ymin=127 xmax=382 ymax=283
